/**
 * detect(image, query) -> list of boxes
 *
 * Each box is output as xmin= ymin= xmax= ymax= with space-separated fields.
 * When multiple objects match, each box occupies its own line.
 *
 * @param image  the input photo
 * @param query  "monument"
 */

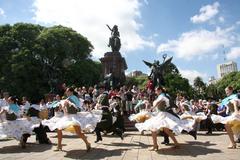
xmin=100 ymin=24 xmax=127 ymax=89
xmin=143 ymin=54 xmax=174 ymax=87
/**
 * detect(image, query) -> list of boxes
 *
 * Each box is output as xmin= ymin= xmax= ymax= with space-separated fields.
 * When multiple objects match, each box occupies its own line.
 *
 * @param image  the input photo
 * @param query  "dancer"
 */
xmin=111 ymin=95 xmax=125 ymax=132
xmin=66 ymin=87 xmax=83 ymax=111
xmin=211 ymin=86 xmax=240 ymax=149
xmin=135 ymin=86 xmax=194 ymax=151
xmin=94 ymin=93 xmax=123 ymax=143
xmin=0 ymin=96 xmax=37 ymax=148
xmin=21 ymin=98 xmax=51 ymax=146
xmin=43 ymin=99 xmax=101 ymax=151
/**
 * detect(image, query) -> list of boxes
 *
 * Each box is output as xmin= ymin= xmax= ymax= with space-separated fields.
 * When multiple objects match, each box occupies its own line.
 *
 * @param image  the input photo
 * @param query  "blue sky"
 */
xmin=0 ymin=0 xmax=240 ymax=83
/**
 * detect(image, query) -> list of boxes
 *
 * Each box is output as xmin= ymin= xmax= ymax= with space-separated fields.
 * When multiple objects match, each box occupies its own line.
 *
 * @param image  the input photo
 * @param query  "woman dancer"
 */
xmin=0 ymin=96 xmax=37 ymax=148
xmin=135 ymin=86 xmax=194 ymax=151
xmin=211 ymin=86 xmax=240 ymax=149
xmin=43 ymin=99 xmax=101 ymax=151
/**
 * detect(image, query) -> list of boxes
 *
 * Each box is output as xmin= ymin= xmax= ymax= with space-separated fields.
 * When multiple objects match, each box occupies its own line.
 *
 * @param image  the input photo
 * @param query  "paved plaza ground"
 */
xmin=0 ymin=131 xmax=239 ymax=160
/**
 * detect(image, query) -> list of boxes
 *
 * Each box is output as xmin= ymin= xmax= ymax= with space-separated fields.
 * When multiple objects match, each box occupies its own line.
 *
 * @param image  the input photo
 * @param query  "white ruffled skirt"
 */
xmin=180 ymin=111 xmax=207 ymax=122
xmin=42 ymin=111 xmax=102 ymax=133
xmin=135 ymin=111 xmax=194 ymax=135
xmin=129 ymin=110 xmax=153 ymax=123
xmin=211 ymin=113 xmax=240 ymax=136
xmin=0 ymin=118 xmax=41 ymax=140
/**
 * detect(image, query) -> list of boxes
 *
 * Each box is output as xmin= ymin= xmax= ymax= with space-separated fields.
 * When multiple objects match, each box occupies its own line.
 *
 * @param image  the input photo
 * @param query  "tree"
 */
xmin=205 ymin=84 xmax=220 ymax=100
xmin=193 ymin=76 xmax=206 ymax=98
xmin=125 ymin=75 xmax=148 ymax=89
xmin=0 ymin=23 xmax=102 ymax=100
xmin=64 ymin=60 xmax=102 ymax=87
xmin=215 ymin=71 xmax=240 ymax=98
xmin=165 ymin=73 xmax=194 ymax=99
xmin=125 ymin=64 xmax=193 ymax=99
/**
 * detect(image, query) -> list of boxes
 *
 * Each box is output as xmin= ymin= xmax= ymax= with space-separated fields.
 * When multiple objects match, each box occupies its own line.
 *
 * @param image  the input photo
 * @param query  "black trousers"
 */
xmin=205 ymin=116 xmax=214 ymax=133
xmin=95 ymin=125 xmax=123 ymax=140
xmin=22 ymin=124 xmax=49 ymax=144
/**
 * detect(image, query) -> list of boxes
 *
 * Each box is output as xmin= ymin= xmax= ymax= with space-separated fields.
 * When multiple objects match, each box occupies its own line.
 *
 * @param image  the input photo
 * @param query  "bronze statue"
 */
xmin=106 ymin=24 xmax=121 ymax=52
xmin=143 ymin=56 xmax=173 ymax=87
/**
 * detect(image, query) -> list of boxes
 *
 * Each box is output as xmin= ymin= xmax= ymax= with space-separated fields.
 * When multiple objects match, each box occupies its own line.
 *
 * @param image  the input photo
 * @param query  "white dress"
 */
xmin=42 ymin=111 xmax=64 ymax=131
xmin=129 ymin=110 xmax=153 ymax=123
xmin=0 ymin=104 xmax=40 ymax=140
xmin=135 ymin=94 xmax=194 ymax=135
xmin=211 ymin=99 xmax=240 ymax=137
xmin=42 ymin=108 xmax=102 ymax=133
xmin=0 ymin=118 xmax=39 ymax=140
xmin=180 ymin=111 xmax=207 ymax=122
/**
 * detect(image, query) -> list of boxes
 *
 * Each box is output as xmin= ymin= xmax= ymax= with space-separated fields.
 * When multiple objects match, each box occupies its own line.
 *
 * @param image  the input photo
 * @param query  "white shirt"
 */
xmin=153 ymin=94 xmax=170 ymax=108
xmin=21 ymin=101 xmax=31 ymax=111
xmin=0 ymin=98 xmax=8 ymax=107
xmin=31 ymin=104 xmax=40 ymax=111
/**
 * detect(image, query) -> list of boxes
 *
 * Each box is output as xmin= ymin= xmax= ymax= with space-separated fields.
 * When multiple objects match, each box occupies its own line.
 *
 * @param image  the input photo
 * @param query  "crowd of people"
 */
xmin=0 ymin=83 xmax=240 ymax=152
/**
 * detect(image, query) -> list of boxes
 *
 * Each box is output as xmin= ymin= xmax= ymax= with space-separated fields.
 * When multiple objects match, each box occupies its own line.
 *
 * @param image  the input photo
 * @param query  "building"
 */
xmin=127 ymin=70 xmax=147 ymax=77
xmin=207 ymin=76 xmax=218 ymax=85
xmin=217 ymin=61 xmax=238 ymax=78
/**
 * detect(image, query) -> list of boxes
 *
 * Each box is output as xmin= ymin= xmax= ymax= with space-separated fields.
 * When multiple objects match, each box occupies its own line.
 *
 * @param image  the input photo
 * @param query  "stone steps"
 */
xmin=123 ymin=115 xmax=137 ymax=131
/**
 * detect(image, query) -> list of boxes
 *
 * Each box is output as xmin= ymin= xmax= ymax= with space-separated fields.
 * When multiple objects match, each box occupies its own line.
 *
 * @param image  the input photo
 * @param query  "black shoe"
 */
xmin=236 ymin=139 xmax=240 ymax=143
xmin=115 ymin=128 xmax=124 ymax=140
xmin=118 ymin=132 xmax=124 ymax=140
xmin=120 ymin=133 xmax=124 ymax=140
xmin=189 ymin=131 xmax=197 ymax=140
xmin=94 ymin=138 xmax=102 ymax=143
xmin=161 ymin=141 xmax=169 ymax=145
xmin=206 ymin=131 xmax=212 ymax=135
xmin=45 ymin=139 xmax=52 ymax=144
xmin=20 ymin=137 xmax=26 ymax=148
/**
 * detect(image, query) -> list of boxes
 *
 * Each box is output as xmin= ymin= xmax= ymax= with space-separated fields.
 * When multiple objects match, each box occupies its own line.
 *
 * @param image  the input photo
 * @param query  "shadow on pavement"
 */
xmin=64 ymin=148 xmax=128 ymax=159
xmin=0 ymin=138 xmax=12 ymax=142
xmin=155 ymin=141 xmax=222 ymax=157
xmin=0 ymin=143 xmax=53 ymax=153
xmin=102 ymin=141 xmax=151 ymax=148
xmin=197 ymin=132 xmax=226 ymax=136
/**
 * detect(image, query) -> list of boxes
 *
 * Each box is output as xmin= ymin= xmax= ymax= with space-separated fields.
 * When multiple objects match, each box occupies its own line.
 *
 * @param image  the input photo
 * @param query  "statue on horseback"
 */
xmin=106 ymin=24 xmax=121 ymax=52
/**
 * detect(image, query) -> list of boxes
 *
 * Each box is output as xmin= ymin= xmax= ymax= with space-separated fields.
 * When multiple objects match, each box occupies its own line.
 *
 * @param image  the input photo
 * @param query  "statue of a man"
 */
xmin=106 ymin=24 xmax=121 ymax=52
xmin=107 ymin=25 xmax=120 ymax=39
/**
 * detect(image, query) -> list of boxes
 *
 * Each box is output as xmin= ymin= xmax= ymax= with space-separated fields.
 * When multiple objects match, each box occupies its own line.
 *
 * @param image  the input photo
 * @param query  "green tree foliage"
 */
xmin=215 ymin=71 xmax=240 ymax=97
xmin=125 ymin=75 xmax=148 ymax=89
xmin=193 ymin=76 xmax=206 ymax=99
xmin=205 ymin=84 xmax=221 ymax=100
xmin=165 ymin=73 xmax=194 ymax=98
xmin=64 ymin=60 xmax=102 ymax=87
xmin=193 ymin=76 xmax=205 ymax=90
xmin=204 ymin=71 xmax=240 ymax=100
xmin=0 ymin=23 xmax=102 ymax=100
xmin=125 ymin=62 xmax=193 ymax=98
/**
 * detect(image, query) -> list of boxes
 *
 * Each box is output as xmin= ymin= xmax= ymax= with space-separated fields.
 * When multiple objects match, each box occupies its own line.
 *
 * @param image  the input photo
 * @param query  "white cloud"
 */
xmin=157 ymin=27 xmax=236 ymax=60
xmin=179 ymin=68 xmax=208 ymax=84
xmin=0 ymin=8 xmax=5 ymax=17
xmin=219 ymin=16 xmax=224 ymax=23
xmin=32 ymin=0 xmax=155 ymax=58
xmin=226 ymin=47 xmax=240 ymax=60
xmin=191 ymin=2 xmax=220 ymax=23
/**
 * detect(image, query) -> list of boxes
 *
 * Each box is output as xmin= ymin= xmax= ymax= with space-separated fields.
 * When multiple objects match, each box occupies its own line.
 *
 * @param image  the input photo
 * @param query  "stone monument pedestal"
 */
xmin=100 ymin=51 xmax=127 ymax=88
